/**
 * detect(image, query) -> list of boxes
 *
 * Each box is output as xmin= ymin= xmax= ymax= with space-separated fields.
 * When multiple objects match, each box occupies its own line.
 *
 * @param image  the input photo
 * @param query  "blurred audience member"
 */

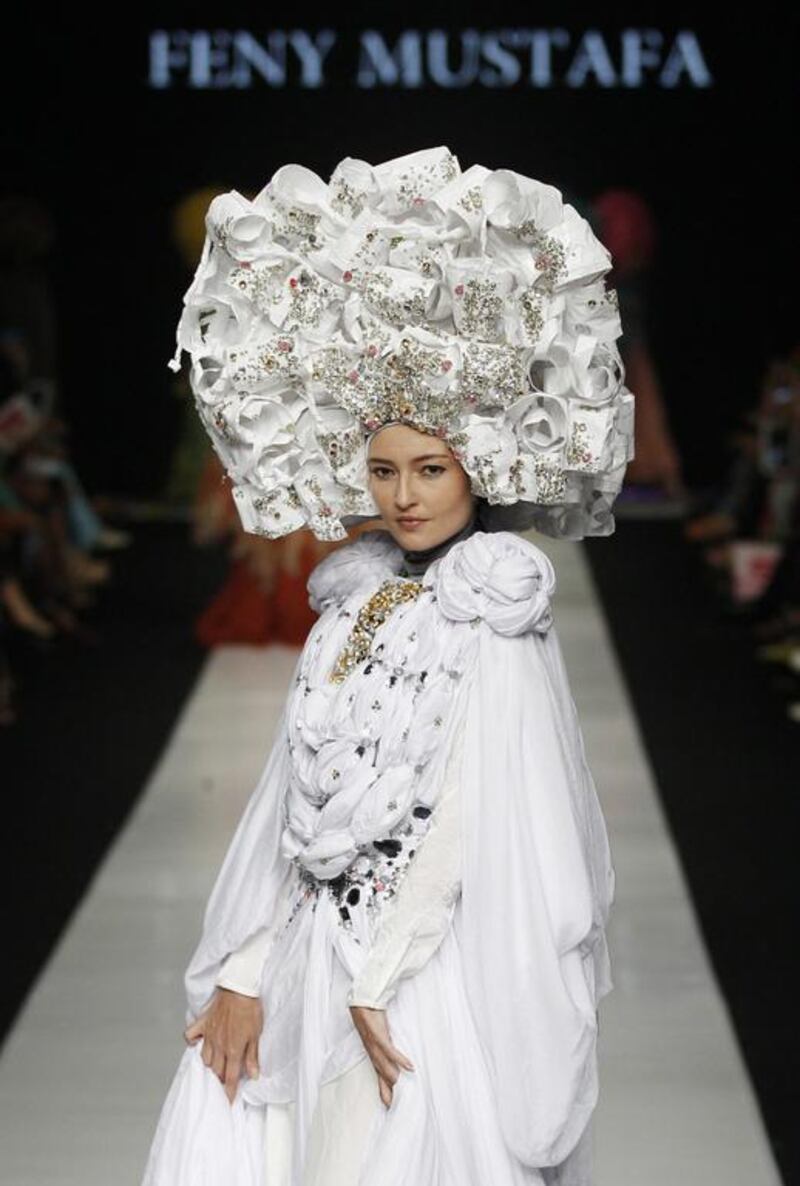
xmin=0 ymin=197 xmax=130 ymax=726
xmin=684 ymin=343 xmax=800 ymax=720
xmin=593 ymin=188 xmax=685 ymax=500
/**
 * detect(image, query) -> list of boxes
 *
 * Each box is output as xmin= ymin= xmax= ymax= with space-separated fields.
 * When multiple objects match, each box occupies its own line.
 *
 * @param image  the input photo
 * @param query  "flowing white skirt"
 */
xmin=142 ymin=885 xmax=595 ymax=1186
xmin=263 ymin=1054 xmax=383 ymax=1185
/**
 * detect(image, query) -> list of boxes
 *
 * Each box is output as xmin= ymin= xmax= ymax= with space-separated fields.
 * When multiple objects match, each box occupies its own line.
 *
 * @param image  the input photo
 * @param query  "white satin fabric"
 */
xmin=141 ymin=528 xmax=615 ymax=1186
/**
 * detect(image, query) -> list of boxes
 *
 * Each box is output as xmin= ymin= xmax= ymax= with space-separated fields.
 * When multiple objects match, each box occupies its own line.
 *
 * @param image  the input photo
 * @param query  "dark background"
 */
xmin=2 ymin=4 xmax=797 ymax=502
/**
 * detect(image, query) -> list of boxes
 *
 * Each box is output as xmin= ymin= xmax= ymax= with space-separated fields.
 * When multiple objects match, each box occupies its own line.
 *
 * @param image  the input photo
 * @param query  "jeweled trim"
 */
xmin=328 ymin=578 xmax=425 ymax=684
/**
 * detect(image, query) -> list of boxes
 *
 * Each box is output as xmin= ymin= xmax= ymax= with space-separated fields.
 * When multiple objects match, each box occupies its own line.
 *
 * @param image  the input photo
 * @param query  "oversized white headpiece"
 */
xmin=168 ymin=145 xmax=635 ymax=541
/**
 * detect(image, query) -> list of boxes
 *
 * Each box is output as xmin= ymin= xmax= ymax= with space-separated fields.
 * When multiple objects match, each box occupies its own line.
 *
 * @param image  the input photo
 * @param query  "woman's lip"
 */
xmin=397 ymin=517 xmax=427 ymax=526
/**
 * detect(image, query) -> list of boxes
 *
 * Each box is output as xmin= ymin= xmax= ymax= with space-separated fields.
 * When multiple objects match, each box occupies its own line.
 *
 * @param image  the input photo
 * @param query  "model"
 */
xmin=143 ymin=145 xmax=635 ymax=1185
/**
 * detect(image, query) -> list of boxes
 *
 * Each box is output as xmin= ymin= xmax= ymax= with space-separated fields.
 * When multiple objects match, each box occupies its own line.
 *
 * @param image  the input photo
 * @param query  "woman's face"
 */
xmin=366 ymin=422 xmax=475 ymax=550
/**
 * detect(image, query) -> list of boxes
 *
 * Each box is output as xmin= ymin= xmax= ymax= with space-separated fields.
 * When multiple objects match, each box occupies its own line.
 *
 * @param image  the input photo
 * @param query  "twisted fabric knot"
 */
xmin=433 ymin=531 xmax=556 ymax=637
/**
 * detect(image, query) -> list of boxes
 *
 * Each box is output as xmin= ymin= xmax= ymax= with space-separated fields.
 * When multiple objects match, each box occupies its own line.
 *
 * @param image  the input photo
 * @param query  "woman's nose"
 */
xmin=394 ymin=473 xmax=416 ymax=507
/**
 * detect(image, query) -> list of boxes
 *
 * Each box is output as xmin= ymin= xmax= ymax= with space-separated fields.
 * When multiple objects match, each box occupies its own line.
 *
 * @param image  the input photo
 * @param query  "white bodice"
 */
xmin=217 ymin=707 xmax=466 ymax=1010
xmin=280 ymin=527 xmax=555 ymax=886
xmin=218 ymin=526 xmax=559 ymax=1012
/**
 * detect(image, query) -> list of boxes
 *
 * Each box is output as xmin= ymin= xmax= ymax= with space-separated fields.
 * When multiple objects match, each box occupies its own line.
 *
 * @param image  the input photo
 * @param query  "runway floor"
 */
xmin=0 ymin=527 xmax=786 ymax=1184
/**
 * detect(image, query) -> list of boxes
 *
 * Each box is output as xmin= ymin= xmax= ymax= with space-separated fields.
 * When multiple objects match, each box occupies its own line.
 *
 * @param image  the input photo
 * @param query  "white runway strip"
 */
xmin=0 ymin=538 xmax=782 ymax=1185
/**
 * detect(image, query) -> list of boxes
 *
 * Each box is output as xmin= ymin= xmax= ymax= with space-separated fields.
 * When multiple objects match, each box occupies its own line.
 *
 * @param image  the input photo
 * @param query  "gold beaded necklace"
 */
xmin=328 ymin=578 xmax=425 ymax=684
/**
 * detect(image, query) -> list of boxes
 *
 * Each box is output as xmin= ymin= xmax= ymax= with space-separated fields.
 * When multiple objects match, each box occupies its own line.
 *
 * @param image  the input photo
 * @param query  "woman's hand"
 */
xmin=184 ymin=988 xmax=264 ymax=1104
xmin=348 ymin=1004 xmax=415 ymax=1108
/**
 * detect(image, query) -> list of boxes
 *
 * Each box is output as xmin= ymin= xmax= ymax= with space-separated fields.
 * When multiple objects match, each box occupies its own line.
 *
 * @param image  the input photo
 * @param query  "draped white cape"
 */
xmin=141 ymin=529 xmax=615 ymax=1186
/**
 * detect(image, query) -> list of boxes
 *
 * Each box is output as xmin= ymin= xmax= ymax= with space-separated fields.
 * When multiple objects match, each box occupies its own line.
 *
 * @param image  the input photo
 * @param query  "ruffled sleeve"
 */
xmin=434 ymin=529 xmax=615 ymax=1169
xmin=345 ymin=711 xmax=466 ymax=1010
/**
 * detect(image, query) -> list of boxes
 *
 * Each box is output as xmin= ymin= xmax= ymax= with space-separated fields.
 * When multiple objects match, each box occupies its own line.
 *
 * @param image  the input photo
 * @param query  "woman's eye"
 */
xmin=369 ymin=467 xmax=392 ymax=479
xmin=422 ymin=464 xmax=446 ymax=476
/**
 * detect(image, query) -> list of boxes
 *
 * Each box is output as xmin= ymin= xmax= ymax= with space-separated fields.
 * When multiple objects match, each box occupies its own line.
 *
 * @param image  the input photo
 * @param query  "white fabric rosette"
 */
xmin=482 ymin=168 xmax=565 ymax=239
xmin=447 ymin=258 xmax=515 ymax=341
xmin=564 ymin=278 xmax=623 ymax=343
xmin=328 ymin=156 xmax=382 ymax=217
xmin=177 ymin=289 xmax=251 ymax=363
xmin=454 ymin=413 xmax=519 ymax=503
xmin=363 ymin=264 xmax=442 ymax=328
xmin=189 ymin=352 xmax=227 ymax=409
xmin=205 ymin=191 xmax=273 ymax=261
xmin=168 ymin=145 xmax=635 ymax=541
xmin=508 ymin=392 xmax=570 ymax=456
xmin=505 ymin=392 xmax=570 ymax=503
xmin=239 ymin=394 xmax=307 ymax=488
xmin=434 ymin=530 xmax=556 ymax=636
xmin=232 ymin=481 xmax=306 ymax=538
xmin=372 ymin=145 xmax=462 ymax=216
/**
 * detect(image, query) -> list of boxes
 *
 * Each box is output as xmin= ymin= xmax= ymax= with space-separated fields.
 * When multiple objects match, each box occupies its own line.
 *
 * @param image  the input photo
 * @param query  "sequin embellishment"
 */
xmin=292 ymin=801 xmax=437 ymax=939
xmin=328 ymin=578 xmax=425 ymax=684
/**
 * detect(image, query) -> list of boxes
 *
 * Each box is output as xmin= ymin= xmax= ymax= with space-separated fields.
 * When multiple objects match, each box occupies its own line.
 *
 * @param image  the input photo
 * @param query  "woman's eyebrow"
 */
xmin=368 ymin=453 xmax=450 ymax=464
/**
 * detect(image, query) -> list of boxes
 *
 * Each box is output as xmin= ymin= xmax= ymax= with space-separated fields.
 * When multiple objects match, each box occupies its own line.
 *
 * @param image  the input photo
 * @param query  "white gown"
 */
xmin=141 ymin=527 xmax=615 ymax=1186
xmin=215 ymin=710 xmax=466 ymax=1182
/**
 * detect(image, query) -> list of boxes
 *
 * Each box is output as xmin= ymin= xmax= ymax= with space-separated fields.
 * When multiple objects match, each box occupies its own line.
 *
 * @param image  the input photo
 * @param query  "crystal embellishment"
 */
xmin=170 ymin=147 xmax=636 ymax=546
xmin=329 ymin=579 xmax=425 ymax=684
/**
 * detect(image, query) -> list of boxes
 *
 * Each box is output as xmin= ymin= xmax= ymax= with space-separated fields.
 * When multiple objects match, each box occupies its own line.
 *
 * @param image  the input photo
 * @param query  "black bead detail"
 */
xmin=373 ymin=837 xmax=402 ymax=858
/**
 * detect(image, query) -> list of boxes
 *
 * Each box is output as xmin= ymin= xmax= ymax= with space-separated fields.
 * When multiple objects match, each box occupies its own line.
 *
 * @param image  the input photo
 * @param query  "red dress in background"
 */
xmin=192 ymin=452 xmax=377 ymax=648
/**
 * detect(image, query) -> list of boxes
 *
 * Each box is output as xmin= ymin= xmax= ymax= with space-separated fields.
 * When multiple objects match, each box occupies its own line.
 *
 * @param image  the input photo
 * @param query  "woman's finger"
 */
xmin=224 ymin=1052 xmax=243 ymax=1103
xmin=200 ymin=1036 xmax=215 ymax=1068
xmin=373 ymin=1034 xmax=415 ymax=1075
xmin=210 ymin=1043 xmax=226 ymax=1083
xmin=363 ymin=1011 xmax=415 ymax=1073
xmin=183 ymin=1019 xmax=204 ymax=1045
xmin=371 ymin=1048 xmax=402 ymax=1089
xmin=244 ymin=1037 xmax=260 ymax=1080
xmin=378 ymin=1075 xmax=393 ymax=1108
xmin=387 ymin=1041 xmax=415 ymax=1072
